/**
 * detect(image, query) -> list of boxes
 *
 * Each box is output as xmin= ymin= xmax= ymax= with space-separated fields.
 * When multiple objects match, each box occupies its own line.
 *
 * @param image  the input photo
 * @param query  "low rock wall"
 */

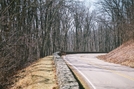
xmin=53 ymin=52 xmax=79 ymax=89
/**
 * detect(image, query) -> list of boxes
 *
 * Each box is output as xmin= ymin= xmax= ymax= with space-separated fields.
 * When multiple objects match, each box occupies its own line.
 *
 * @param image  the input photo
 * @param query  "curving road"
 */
xmin=63 ymin=54 xmax=134 ymax=89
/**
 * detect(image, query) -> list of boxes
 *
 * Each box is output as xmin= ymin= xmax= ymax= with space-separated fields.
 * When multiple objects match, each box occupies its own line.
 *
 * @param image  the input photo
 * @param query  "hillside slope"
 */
xmin=98 ymin=39 xmax=134 ymax=68
xmin=1 ymin=56 xmax=58 ymax=89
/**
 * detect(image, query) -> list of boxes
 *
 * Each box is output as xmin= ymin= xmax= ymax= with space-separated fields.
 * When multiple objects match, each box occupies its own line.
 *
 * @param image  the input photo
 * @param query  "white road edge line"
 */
xmin=63 ymin=56 xmax=96 ymax=89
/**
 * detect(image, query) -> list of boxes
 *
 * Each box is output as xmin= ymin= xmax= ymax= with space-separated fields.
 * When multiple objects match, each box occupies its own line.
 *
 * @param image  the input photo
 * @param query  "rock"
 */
xmin=53 ymin=52 xmax=79 ymax=89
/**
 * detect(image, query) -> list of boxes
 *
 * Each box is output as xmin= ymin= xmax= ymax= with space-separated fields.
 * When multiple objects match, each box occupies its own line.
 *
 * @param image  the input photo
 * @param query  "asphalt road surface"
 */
xmin=63 ymin=54 xmax=134 ymax=89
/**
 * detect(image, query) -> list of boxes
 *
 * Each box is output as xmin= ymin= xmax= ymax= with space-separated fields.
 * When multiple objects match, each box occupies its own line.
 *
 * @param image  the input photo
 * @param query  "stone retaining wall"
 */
xmin=53 ymin=52 xmax=79 ymax=89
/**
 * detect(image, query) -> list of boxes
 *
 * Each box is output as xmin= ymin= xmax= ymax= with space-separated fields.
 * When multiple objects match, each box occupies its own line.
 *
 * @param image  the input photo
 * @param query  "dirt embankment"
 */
xmin=6 ymin=56 xmax=58 ymax=89
xmin=98 ymin=39 xmax=134 ymax=68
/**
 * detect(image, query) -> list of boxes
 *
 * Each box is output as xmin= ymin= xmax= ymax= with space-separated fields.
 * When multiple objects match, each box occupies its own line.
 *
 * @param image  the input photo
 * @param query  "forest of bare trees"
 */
xmin=0 ymin=0 xmax=134 ymax=88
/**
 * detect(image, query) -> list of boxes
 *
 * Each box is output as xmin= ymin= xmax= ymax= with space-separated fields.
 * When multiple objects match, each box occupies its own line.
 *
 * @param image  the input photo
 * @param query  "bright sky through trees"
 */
xmin=78 ymin=0 xmax=99 ymax=10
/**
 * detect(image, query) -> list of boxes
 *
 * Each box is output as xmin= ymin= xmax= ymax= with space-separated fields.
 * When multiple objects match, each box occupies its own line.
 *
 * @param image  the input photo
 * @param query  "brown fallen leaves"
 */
xmin=97 ymin=39 xmax=134 ymax=68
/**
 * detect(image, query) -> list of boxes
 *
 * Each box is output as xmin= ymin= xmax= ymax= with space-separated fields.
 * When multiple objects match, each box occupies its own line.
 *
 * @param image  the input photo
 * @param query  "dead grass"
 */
xmin=97 ymin=39 xmax=134 ymax=68
xmin=8 ymin=56 xmax=58 ymax=89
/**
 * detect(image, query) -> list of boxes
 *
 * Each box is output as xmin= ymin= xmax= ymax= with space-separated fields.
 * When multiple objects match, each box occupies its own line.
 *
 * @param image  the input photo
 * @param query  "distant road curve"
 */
xmin=63 ymin=54 xmax=134 ymax=89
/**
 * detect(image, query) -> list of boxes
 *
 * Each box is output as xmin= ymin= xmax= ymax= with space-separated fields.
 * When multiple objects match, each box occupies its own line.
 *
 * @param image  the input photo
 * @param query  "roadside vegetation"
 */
xmin=98 ymin=39 xmax=134 ymax=68
xmin=7 ymin=56 xmax=57 ymax=89
xmin=97 ymin=0 xmax=134 ymax=68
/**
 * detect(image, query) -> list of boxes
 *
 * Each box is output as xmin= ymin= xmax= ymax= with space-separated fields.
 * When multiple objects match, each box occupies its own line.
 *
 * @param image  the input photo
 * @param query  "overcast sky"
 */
xmin=78 ymin=0 xmax=99 ymax=10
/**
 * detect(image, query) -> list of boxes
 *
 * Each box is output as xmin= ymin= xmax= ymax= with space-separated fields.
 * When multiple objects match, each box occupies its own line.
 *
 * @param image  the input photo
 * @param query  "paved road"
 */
xmin=63 ymin=54 xmax=134 ymax=89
